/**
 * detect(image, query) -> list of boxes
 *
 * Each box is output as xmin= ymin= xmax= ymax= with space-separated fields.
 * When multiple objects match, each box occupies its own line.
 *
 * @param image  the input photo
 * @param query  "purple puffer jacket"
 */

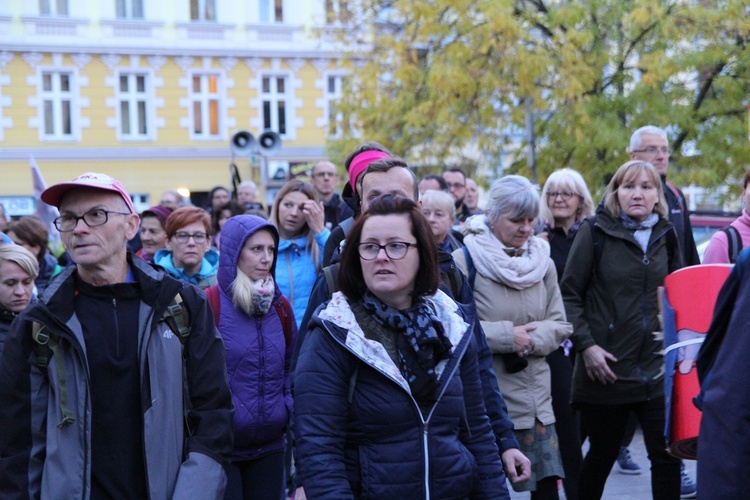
xmin=217 ymin=215 xmax=296 ymax=460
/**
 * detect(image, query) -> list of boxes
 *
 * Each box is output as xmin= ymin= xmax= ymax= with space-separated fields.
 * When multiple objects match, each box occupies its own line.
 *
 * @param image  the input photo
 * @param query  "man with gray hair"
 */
xmin=310 ymin=160 xmax=353 ymax=230
xmin=235 ymin=180 xmax=264 ymax=211
xmin=629 ymin=125 xmax=699 ymax=266
xmin=0 ymin=172 xmax=234 ymax=498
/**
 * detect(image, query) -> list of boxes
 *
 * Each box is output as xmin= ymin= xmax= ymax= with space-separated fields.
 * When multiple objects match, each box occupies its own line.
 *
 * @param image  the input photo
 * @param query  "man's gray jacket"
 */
xmin=0 ymin=254 xmax=234 ymax=499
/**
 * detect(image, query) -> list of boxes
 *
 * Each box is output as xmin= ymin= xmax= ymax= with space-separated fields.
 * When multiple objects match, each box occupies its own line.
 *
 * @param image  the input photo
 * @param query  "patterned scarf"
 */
xmin=361 ymin=291 xmax=453 ymax=401
xmin=619 ymin=212 xmax=659 ymax=253
xmin=251 ymin=275 xmax=275 ymax=315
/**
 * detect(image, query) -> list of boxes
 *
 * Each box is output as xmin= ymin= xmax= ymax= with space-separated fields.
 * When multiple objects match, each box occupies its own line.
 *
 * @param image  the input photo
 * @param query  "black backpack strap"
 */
xmin=323 ymin=263 xmax=340 ymax=295
xmin=160 ymin=292 xmax=190 ymax=344
xmin=721 ymin=226 xmax=742 ymax=264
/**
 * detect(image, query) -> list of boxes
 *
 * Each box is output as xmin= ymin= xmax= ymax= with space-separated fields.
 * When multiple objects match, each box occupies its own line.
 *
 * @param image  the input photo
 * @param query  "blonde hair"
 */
xmin=604 ymin=160 xmax=668 ymax=219
xmin=540 ymin=168 xmax=595 ymax=224
xmin=0 ymin=245 xmax=40 ymax=279
xmin=231 ymin=268 xmax=257 ymax=316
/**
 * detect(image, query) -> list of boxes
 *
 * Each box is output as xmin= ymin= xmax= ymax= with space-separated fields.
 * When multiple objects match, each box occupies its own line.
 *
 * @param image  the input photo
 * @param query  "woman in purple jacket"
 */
xmin=215 ymin=215 xmax=296 ymax=500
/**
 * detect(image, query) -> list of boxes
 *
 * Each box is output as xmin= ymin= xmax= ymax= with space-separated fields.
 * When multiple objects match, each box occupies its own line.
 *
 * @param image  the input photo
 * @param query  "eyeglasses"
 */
xmin=54 ymin=209 xmax=131 ymax=232
xmin=446 ymin=182 xmax=465 ymax=190
xmin=358 ymin=241 xmax=417 ymax=260
xmin=313 ymin=171 xmax=337 ymax=178
xmin=546 ymin=191 xmax=576 ymax=200
xmin=632 ymin=146 xmax=671 ymax=156
xmin=172 ymin=232 xmax=208 ymax=244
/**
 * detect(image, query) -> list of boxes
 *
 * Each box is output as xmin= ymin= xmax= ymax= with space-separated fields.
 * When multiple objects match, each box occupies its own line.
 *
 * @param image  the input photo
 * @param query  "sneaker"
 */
xmin=680 ymin=462 xmax=697 ymax=498
xmin=616 ymin=447 xmax=642 ymax=475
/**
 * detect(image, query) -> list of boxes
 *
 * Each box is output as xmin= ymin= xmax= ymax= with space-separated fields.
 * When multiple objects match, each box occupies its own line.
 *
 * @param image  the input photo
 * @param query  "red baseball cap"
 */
xmin=42 ymin=172 xmax=136 ymax=214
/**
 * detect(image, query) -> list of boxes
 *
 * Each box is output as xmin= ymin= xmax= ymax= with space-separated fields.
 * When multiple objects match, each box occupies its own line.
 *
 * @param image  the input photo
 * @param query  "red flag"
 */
xmin=30 ymin=156 xmax=60 ymax=244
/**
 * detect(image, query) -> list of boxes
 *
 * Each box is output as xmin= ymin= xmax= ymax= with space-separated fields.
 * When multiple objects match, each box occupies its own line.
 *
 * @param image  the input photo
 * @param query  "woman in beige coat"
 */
xmin=454 ymin=175 xmax=572 ymax=500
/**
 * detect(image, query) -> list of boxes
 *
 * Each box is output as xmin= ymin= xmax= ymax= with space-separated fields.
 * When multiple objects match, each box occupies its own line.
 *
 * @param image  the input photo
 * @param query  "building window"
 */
xmin=41 ymin=71 xmax=75 ymax=139
xmin=191 ymin=0 xmax=216 ymax=21
xmin=118 ymin=73 xmax=149 ymax=139
xmin=39 ymin=0 xmax=68 ymax=16
xmin=260 ymin=0 xmax=283 ymax=23
xmin=326 ymin=75 xmax=346 ymax=137
xmin=116 ymin=0 xmax=144 ymax=19
xmin=191 ymin=73 xmax=221 ymax=138
xmin=261 ymin=76 xmax=287 ymax=135
xmin=325 ymin=0 xmax=350 ymax=24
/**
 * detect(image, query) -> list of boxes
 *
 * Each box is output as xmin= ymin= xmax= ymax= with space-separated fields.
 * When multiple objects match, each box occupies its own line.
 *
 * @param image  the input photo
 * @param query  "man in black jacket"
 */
xmin=630 ymin=125 xmax=700 ymax=266
xmin=0 ymin=172 xmax=234 ymax=499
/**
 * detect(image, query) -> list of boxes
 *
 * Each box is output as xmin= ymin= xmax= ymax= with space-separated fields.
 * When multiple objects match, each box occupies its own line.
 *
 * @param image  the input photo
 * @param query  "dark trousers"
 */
xmin=224 ymin=451 xmax=285 ymax=500
xmin=578 ymin=398 xmax=680 ymax=500
xmin=547 ymin=347 xmax=582 ymax=500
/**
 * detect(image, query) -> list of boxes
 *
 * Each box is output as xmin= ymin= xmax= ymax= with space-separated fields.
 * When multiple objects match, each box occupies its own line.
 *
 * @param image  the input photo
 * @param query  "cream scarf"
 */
xmin=462 ymin=214 xmax=550 ymax=290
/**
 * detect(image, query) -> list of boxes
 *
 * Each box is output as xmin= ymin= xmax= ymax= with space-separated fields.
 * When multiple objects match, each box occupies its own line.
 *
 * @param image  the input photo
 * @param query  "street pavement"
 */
xmin=508 ymin=428 xmax=698 ymax=499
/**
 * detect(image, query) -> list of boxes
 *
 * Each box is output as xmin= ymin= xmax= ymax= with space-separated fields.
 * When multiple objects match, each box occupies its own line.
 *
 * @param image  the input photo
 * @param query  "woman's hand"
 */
xmin=513 ymin=323 xmax=537 ymax=356
xmin=501 ymin=448 xmax=532 ymax=483
xmin=582 ymin=345 xmax=618 ymax=384
xmin=302 ymin=200 xmax=326 ymax=235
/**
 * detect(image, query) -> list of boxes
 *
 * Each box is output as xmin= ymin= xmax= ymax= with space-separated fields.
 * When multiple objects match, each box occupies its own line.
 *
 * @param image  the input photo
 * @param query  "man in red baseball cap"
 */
xmin=0 ymin=172 xmax=234 ymax=498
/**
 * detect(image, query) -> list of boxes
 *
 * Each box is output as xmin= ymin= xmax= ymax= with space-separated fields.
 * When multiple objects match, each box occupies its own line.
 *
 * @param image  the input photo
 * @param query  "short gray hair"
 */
xmin=485 ymin=175 xmax=539 ymax=224
xmin=419 ymin=189 xmax=455 ymax=217
xmin=629 ymin=125 xmax=667 ymax=153
xmin=540 ymin=168 xmax=595 ymax=224
xmin=238 ymin=181 xmax=257 ymax=194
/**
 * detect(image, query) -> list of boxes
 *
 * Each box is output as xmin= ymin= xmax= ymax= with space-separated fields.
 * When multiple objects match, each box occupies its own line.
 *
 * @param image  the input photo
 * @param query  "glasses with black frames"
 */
xmin=358 ymin=241 xmax=417 ymax=260
xmin=546 ymin=191 xmax=577 ymax=201
xmin=54 ymin=210 xmax=131 ymax=232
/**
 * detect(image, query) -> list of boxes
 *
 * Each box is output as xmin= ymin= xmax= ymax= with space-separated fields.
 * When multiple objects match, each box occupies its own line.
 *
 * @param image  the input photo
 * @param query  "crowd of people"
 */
xmin=7 ymin=123 xmax=749 ymax=499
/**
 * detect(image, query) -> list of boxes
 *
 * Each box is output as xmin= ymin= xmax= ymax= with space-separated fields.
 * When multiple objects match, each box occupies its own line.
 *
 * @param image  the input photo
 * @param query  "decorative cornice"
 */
xmin=175 ymin=56 xmax=195 ymax=73
xmin=244 ymin=57 xmax=264 ymax=72
xmin=70 ymin=53 xmax=92 ymax=69
xmin=311 ymin=58 xmax=329 ymax=73
xmin=100 ymin=54 xmax=122 ymax=71
xmin=0 ymin=51 xmax=13 ymax=70
xmin=0 ymin=145 xmax=327 ymax=161
xmin=218 ymin=57 xmax=237 ymax=72
xmin=22 ymin=52 xmax=43 ymax=68
xmin=286 ymin=58 xmax=306 ymax=73
xmin=147 ymin=55 xmax=167 ymax=72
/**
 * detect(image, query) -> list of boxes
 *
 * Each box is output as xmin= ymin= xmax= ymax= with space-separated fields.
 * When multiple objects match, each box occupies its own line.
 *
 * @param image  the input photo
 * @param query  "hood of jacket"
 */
xmin=153 ymin=247 xmax=220 ymax=284
xmin=217 ymin=215 xmax=279 ymax=296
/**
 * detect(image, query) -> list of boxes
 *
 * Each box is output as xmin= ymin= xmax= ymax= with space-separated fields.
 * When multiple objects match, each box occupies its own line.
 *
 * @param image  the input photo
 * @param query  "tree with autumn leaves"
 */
xmin=326 ymin=0 xmax=750 ymax=197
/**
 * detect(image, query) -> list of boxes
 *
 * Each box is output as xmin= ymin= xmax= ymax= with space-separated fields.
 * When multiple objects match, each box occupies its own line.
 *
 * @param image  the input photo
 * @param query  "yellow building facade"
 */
xmin=0 ymin=0 xmax=354 ymax=213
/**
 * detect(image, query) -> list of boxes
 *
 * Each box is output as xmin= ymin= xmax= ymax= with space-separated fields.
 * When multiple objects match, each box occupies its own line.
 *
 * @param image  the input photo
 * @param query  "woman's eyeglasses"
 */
xmin=172 ymin=232 xmax=208 ymax=244
xmin=546 ymin=191 xmax=576 ymax=201
xmin=358 ymin=242 xmax=417 ymax=260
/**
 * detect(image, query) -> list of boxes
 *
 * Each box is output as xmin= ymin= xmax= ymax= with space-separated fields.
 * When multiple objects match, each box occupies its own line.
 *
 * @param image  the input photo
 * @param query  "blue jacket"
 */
xmin=217 ymin=216 xmax=296 ymax=461
xmin=0 ymin=254 xmax=234 ymax=499
xmin=293 ymin=250 xmax=519 ymax=456
xmin=294 ymin=291 xmax=507 ymax=499
xmin=275 ymin=230 xmax=329 ymax=328
xmin=697 ymin=248 xmax=750 ymax=497
xmin=154 ymin=247 xmax=220 ymax=289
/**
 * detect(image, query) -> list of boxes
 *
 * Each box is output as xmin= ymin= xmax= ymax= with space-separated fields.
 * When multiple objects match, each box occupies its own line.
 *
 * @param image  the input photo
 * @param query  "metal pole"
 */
xmin=525 ymin=98 xmax=537 ymax=184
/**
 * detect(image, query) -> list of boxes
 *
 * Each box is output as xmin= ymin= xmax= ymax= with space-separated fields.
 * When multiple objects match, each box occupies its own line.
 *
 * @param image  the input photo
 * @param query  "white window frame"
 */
xmin=39 ymin=69 xmax=78 ymax=141
xmin=259 ymin=0 xmax=284 ymax=23
xmin=325 ymin=74 xmax=347 ymax=138
xmin=191 ymin=0 xmax=216 ymax=21
xmin=325 ymin=0 xmax=350 ymax=24
xmin=189 ymin=72 xmax=223 ymax=140
xmin=116 ymin=72 xmax=152 ymax=141
xmin=116 ymin=0 xmax=144 ymax=19
xmin=39 ymin=0 xmax=68 ymax=16
xmin=260 ymin=74 xmax=289 ymax=137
